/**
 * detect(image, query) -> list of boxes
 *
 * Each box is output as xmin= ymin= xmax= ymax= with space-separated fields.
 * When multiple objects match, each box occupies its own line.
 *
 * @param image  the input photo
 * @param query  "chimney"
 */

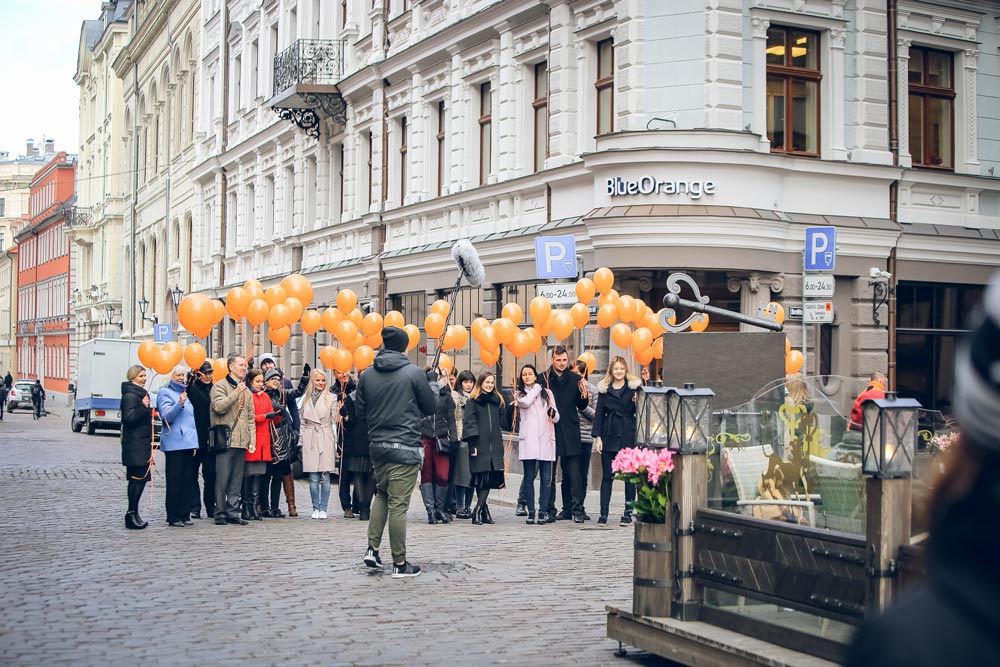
xmin=44 ymin=139 xmax=55 ymax=155
xmin=25 ymin=138 xmax=34 ymax=156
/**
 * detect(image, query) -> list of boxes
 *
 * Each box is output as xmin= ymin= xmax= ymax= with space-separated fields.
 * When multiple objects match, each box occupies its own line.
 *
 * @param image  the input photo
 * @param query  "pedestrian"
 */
xmin=846 ymin=273 xmax=1000 ymax=667
xmin=332 ymin=370 xmax=361 ymax=518
xmin=592 ymin=356 xmax=639 ymax=526
xmin=849 ymin=371 xmax=886 ymax=431
xmin=186 ymin=361 xmax=216 ymax=518
xmin=210 ymin=354 xmax=254 ymax=526
xmin=299 ymin=368 xmax=339 ymax=520
xmin=242 ymin=369 xmax=276 ymax=521
xmin=356 ymin=326 xmax=438 ymax=578
xmin=120 ymin=365 xmax=153 ymax=530
xmin=515 ymin=364 xmax=558 ymax=525
xmin=575 ymin=359 xmax=598 ymax=510
xmin=30 ymin=379 xmax=45 ymax=420
xmin=261 ymin=365 xmax=308 ymax=518
xmin=419 ymin=366 xmax=458 ymax=524
xmin=3 ymin=371 xmax=12 ymax=389
xmin=336 ymin=370 xmax=375 ymax=521
xmin=156 ymin=365 xmax=199 ymax=527
xmin=0 ymin=382 xmax=7 ymax=420
xmin=463 ymin=371 xmax=508 ymax=526
xmin=450 ymin=370 xmax=476 ymax=519
xmin=544 ymin=346 xmax=590 ymax=523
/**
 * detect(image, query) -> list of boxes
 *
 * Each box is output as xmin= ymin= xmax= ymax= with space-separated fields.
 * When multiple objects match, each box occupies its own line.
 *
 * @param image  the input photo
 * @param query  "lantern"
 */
xmin=635 ymin=384 xmax=672 ymax=448
xmin=861 ymin=392 xmax=920 ymax=478
xmin=666 ymin=383 xmax=714 ymax=454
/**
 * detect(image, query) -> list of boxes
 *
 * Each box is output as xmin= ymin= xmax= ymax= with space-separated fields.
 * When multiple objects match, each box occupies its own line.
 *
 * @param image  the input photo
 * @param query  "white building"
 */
xmin=186 ymin=0 xmax=999 ymax=414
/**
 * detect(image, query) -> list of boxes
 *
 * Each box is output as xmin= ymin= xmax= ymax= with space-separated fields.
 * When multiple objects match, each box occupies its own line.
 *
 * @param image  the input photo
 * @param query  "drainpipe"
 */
xmin=887 ymin=0 xmax=899 ymax=391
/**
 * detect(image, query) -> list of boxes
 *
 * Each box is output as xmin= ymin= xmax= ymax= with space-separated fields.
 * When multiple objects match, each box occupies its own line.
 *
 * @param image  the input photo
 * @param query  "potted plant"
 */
xmin=613 ymin=447 xmax=675 ymax=616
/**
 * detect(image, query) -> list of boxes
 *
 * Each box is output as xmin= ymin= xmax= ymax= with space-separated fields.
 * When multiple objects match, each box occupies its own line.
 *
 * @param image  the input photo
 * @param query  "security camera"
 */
xmin=869 ymin=268 xmax=892 ymax=280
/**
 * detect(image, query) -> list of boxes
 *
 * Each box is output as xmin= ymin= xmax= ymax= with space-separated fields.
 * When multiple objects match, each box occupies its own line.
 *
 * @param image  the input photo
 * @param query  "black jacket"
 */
xmin=544 ymin=367 xmax=589 ymax=457
xmin=420 ymin=384 xmax=458 ymax=441
xmin=591 ymin=378 xmax=640 ymax=452
xmin=463 ymin=393 xmax=506 ymax=474
xmin=120 ymin=381 xmax=153 ymax=467
xmin=186 ymin=378 xmax=213 ymax=449
xmin=356 ymin=350 xmax=437 ymax=451
xmin=334 ymin=378 xmax=370 ymax=461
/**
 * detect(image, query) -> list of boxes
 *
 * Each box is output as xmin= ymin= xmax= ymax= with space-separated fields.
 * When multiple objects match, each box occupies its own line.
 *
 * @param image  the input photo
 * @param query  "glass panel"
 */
xmin=790 ymin=30 xmax=818 ymax=69
xmin=534 ymin=106 xmax=548 ymax=171
xmin=598 ymin=39 xmax=614 ymax=78
xmin=535 ymin=62 xmax=548 ymax=99
xmin=597 ymin=87 xmax=613 ymax=134
xmin=908 ymin=51 xmax=923 ymax=84
xmin=480 ymin=82 xmax=491 ymax=115
xmin=885 ymin=409 xmax=916 ymax=477
xmin=862 ymin=403 xmax=881 ymax=475
xmin=766 ymin=27 xmax=786 ymax=65
xmin=908 ymin=95 xmax=924 ymax=164
xmin=926 ymin=96 xmax=952 ymax=167
xmin=926 ymin=50 xmax=952 ymax=88
xmin=480 ymin=122 xmax=492 ymax=183
xmin=790 ymin=78 xmax=818 ymax=153
xmin=766 ymin=75 xmax=786 ymax=149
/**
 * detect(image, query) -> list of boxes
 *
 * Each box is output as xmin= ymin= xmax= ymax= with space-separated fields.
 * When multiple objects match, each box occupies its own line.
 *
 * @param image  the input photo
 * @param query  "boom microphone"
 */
xmin=451 ymin=239 xmax=486 ymax=287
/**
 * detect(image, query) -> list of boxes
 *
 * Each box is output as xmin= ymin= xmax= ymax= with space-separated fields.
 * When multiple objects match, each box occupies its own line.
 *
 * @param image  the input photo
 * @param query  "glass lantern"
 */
xmin=635 ymin=384 xmax=672 ymax=448
xmin=666 ymin=383 xmax=715 ymax=454
xmin=861 ymin=392 xmax=921 ymax=478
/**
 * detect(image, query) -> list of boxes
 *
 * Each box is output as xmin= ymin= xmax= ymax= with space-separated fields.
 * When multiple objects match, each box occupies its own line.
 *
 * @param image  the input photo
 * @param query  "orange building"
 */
xmin=15 ymin=152 xmax=76 ymax=395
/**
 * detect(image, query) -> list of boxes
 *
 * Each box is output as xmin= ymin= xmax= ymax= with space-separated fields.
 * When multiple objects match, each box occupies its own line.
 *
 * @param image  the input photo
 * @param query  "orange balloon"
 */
xmin=138 ymin=341 xmax=159 ymax=368
xmin=244 ymin=279 xmax=264 ymax=292
xmin=501 ymin=303 xmax=524 ymax=326
xmin=634 ymin=299 xmax=648 ymax=323
xmin=354 ymin=345 xmax=375 ymax=371
xmin=597 ymin=304 xmax=618 ymax=328
xmin=300 ymin=310 xmax=322 ymax=335
xmin=322 ymin=307 xmax=343 ymax=333
xmin=280 ymin=274 xmax=314 ymax=308
xmin=478 ymin=325 xmax=499 ymax=352
xmin=438 ymin=353 xmax=454 ymax=373
xmin=362 ymin=312 xmax=383 ymax=337
xmin=480 ymin=347 xmax=500 ymax=366
xmin=453 ymin=325 xmax=469 ymax=350
xmin=785 ymin=336 xmax=792 ymax=354
xmin=336 ymin=289 xmax=358 ymax=315
xmin=598 ymin=289 xmax=620 ymax=308
xmin=384 ymin=310 xmax=405 ymax=328
xmin=528 ymin=297 xmax=552 ymax=326
xmin=575 ymin=278 xmax=596 ymax=304
xmin=535 ymin=313 xmax=554 ymax=338
xmin=593 ymin=267 xmax=615 ymax=294
xmin=425 ymin=313 xmax=446 ymax=340
xmin=442 ymin=326 xmax=458 ymax=351
xmin=770 ymin=302 xmax=786 ymax=324
xmin=183 ymin=343 xmax=207 ymax=370
xmin=552 ymin=312 xmax=574 ymax=341
xmin=269 ymin=325 xmax=291 ymax=346
xmin=471 ymin=317 xmax=490 ymax=340
xmin=578 ymin=351 xmax=597 ymax=375
xmin=786 ymin=349 xmax=804 ymax=374
xmin=226 ymin=287 xmax=251 ymax=320
xmin=319 ymin=346 xmax=338 ymax=370
xmin=404 ymin=324 xmax=421 ymax=351
xmin=268 ymin=304 xmax=291 ymax=329
xmin=245 ymin=299 xmax=269 ymax=327
xmin=350 ymin=332 xmax=365 ymax=352
xmin=212 ymin=357 xmax=229 ymax=382
xmin=177 ymin=294 xmax=214 ymax=334
xmin=690 ymin=313 xmax=710 ymax=333
xmin=430 ymin=299 xmax=451 ymax=319
xmin=263 ymin=286 xmax=287 ymax=308
xmin=570 ymin=303 xmax=590 ymax=329
xmin=611 ymin=323 xmax=633 ymax=348
xmin=635 ymin=346 xmax=655 ymax=366
xmin=617 ymin=296 xmax=637 ymax=324
xmin=651 ymin=338 xmax=664 ymax=360
xmin=163 ymin=341 xmax=183 ymax=366
xmin=364 ymin=332 xmax=383 ymax=349
xmin=524 ymin=327 xmax=542 ymax=354
xmin=334 ymin=320 xmax=359 ymax=346
xmin=348 ymin=308 xmax=364 ymax=330
xmin=331 ymin=348 xmax=353 ymax=373
xmin=492 ymin=317 xmax=515 ymax=345
xmin=153 ymin=349 xmax=176 ymax=375
xmin=632 ymin=327 xmax=653 ymax=354
xmin=284 ymin=297 xmax=304 ymax=324
xmin=508 ymin=331 xmax=530 ymax=358
xmin=212 ymin=299 xmax=226 ymax=324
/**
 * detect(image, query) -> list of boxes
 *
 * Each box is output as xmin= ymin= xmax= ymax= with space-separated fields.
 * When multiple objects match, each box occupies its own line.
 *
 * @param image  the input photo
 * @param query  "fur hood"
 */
xmin=597 ymin=376 xmax=641 ymax=393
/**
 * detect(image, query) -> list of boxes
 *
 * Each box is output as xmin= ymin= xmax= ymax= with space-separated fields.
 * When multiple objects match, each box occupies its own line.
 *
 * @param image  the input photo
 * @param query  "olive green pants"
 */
xmin=367 ymin=461 xmax=421 ymax=565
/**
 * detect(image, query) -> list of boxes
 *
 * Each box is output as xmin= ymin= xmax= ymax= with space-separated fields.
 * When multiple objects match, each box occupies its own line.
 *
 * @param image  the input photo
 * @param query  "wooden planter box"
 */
xmin=633 ymin=519 xmax=673 ymax=617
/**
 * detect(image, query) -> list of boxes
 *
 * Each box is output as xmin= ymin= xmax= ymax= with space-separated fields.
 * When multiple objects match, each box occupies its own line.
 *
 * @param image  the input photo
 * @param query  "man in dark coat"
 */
xmin=186 ymin=361 xmax=216 ymax=518
xmin=3 ymin=372 xmax=12 ymax=388
xmin=544 ymin=346 xmax=590 ymax=523
xmin=332 ymin=370 xmax=361 ymax=517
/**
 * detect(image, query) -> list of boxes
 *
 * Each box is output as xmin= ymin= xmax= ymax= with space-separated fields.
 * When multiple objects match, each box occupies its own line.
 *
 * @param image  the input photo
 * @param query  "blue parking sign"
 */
xmin=804 ymin=227 xmax=836 ymax=272
xmin=535 ymin=236 xmax=577 ymax=279
xmin=153 ymin=323 xmax=173 ymax=343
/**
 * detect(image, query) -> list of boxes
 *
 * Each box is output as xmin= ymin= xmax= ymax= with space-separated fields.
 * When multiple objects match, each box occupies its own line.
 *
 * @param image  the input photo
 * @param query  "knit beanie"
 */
xmin=954 ymin=272 xmax=1000 ymax=452
xmin=264 ymin=369 xmax=282 ymax=383
xmin=381 ymin=326 xmax=409 ymax=353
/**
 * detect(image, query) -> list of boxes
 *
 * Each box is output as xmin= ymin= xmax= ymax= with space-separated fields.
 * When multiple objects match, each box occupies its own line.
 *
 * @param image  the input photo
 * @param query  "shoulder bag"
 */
xmin=209 ymin=391 xmax=244 ymax=453
xmin=433 ymin=413 xmax=451 ymax=455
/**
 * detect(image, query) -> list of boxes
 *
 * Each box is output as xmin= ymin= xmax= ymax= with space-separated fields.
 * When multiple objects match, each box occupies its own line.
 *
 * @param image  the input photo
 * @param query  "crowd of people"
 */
xmin=119 ymin=327 xmax=639 ymax=577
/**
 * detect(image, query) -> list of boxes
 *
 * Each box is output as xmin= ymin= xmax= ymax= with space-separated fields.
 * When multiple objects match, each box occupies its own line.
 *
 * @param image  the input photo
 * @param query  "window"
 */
xmin=246 ymin=184 xmax=255 ymax=246
xmin=367 ymin=130 xmax=374 ymax=205
xmin=284 ymin=165 xmax=294 ymax=233
xmin=479 ymin=82 xmax=492 ymax=185
xmin=533 ymin=62 xmax=549 ymax=171
xmin=908 ymin=47 xmax=954 ymax=169
xmin=304 ymin=156 xmax=317 ymax=226
xmin=399 ymin=117 xmax=408 ymax=204
xmin=264 ymin=176 xmax=275 ymax=240
xmin=436 ymin=101 xmax=446 ymax=196
xmin=250 ymin=40 xmax=259 ymax=100
xmin=596 ymin=39 xmax=614 ymax=134
xmin=337 ymin=143 xmax=344 ymax=220
xmin=269 ymin=25 xmax=279 ymax=95
xmin=765 ymin=27 xmax=821 ymax=155
xmin=0 ymin=197 xmax=5 ymax=217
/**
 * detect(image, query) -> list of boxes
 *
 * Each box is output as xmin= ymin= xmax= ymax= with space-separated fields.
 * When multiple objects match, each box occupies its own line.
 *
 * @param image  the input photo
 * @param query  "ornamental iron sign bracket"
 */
xmin=660 ymin=272 xmax=784 ymax=333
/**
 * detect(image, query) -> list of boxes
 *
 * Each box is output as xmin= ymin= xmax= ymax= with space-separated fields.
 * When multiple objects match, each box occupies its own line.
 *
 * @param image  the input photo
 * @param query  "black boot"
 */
xmin=269 ymin=476 xmax=284 ymax=517
xmin=420 ymin=483 xmax=437 ymax=524
xmin=241 ymin=478 xmax=252 ymax=521
xmin=124 ymin=511 xmax=146 ymax=530
xmin=259 ymin=475 xmax=272 ymax=518
xmin=435 ymin=485 xmax=452 ymax=523
xmin=472 ymin=491 xmax=485 ymax=525
xmin=127 ymin=479 xmax=148 ymax=527
xmin=250 ymin=477 xmax=263 ymax=521
xmin=481 ymin=503 xmax=495 ymax=524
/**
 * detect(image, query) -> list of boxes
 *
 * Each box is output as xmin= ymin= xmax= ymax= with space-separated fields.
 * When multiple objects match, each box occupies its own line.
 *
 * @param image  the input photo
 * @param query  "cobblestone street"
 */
xmin=0 ymin=411 xmax=667 ymax=667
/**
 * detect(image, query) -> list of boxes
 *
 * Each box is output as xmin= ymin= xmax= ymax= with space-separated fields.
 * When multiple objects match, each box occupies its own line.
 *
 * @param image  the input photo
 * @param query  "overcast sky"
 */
xmin=0 ymin=0 xmax=98 ymax=159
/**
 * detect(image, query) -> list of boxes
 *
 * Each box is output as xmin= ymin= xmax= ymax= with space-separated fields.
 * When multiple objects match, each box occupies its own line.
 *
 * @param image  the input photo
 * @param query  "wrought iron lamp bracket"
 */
xmin=869 ymin=278 xmax=893 ymax=327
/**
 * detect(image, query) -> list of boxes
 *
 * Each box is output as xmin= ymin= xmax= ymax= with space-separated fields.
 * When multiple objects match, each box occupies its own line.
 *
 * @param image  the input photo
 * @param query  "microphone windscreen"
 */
xmin=452 ymin=239 xmax=486 ymax=287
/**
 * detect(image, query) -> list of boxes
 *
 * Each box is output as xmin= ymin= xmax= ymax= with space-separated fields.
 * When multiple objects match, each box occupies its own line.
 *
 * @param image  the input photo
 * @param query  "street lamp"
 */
xmin=105 ymin=305 xmax=115 ymax=324
xmin=170 ymin=285 xmax=184 ymax=310
xmin=635 ymin=384 xmax=672 ymax=448
xmin=137 ymin=296 xmax=158 ymax=325
xmin=861 ymin=392 xmax=920 ymax=478
xmin=666 ymin=383 xmax=715 ymax=454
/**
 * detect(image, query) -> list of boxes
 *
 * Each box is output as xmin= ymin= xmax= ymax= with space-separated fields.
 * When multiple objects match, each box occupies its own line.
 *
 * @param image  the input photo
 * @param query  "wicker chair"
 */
xmin=723 ymin=445 xmax=815 ymax=526
xmin=810 ymin=455 xmax=865 ymax=534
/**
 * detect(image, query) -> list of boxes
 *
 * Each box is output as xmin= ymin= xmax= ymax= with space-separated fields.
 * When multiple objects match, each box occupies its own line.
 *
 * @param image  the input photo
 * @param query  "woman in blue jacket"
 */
xmin=156 ymin=365 xmax=200 ymax=527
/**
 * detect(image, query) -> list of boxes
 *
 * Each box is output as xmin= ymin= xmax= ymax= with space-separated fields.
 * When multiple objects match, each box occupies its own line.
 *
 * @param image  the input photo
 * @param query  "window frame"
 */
xmin=479 ymin=82 xmax=493 ymax=185
xmin=399 ymin=116 xmax=408 ymax=204
xmin=907 ymin=46 xmax=956 ymax=171
xmin=436 ymin=101 xmax=446 ymax=196
xmin=765 ymin=26 xmax=822 ymax=158
xmin=533 ymin=61 xmax=549 ymax=172
xmin=595 ymin=38 xmax=614 ymax=134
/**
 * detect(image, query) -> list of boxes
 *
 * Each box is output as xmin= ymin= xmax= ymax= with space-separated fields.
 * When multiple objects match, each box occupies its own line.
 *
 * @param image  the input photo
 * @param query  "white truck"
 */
xmin=71 ymin=338 xmax=143 ymax=435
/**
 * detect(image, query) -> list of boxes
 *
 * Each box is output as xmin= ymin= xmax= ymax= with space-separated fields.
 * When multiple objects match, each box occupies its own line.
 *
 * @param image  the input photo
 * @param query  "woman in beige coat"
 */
xmin=299 ymin=369 xmax=339 ymax=519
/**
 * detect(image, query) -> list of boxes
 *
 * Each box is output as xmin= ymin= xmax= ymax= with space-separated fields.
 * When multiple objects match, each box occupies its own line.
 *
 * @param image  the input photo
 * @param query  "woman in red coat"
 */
xmin=243 ymin=369 xmax=277 ymax=520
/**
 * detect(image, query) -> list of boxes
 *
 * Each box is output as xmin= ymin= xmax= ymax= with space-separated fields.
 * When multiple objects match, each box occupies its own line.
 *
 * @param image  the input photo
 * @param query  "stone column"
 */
xmin=409 ymin=67 xmax=425 ymax=204
xmin=750 ymin=17 xmax=770 ymax=150
xmin=828 ymin=28 xmax=848 ymax=160
xmin=727 ymin=272 xmax=785 ymax=333
xmin=704 ymin=0 xmax=743 ymax=131
xmin=960 ymin=49 xmax=979 ymax=173
xmin=447 ymin=47 xmax=467 ymax=194
xmin=896 ymin=38 xmax=912 ymax=168
xmin=496 ymin=24 xmax=519 ymax=180
xmin=545 ymin=0 xmax=577 ymax=167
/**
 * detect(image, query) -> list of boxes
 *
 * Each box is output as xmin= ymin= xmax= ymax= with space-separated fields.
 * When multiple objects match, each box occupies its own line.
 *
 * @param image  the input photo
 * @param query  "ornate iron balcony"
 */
xmin=273 ymin=39 xmax=346 ymax=94
xmin=65 ymin=206 xmax=93 ymax=228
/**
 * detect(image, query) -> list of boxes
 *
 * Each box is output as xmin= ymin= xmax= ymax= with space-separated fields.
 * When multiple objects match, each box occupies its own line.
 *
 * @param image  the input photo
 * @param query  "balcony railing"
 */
xmin=65 ymin=206 xmax=93 ymax=228
xmin=273 ymin=39 xmax=346 ymax=95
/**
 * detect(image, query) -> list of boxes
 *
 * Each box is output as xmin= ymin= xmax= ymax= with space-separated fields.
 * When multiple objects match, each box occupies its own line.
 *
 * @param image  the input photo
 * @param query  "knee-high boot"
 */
xmin=259 ymin=473 xmax=272 ymax=517
xmin=282 ymin=474 xmax=298 ymax=517
xmin=126 ymin=480 xmax=148 ymax=529
xmin=269 ymin=475 xmax=284 ymax=517
xmin=420 ymin=483 xmax=438 ymax=524
xmin=241 ymin=477 xmax=252 ymax=520
xmin=479 ymin=488 xmax=494 ymax=524
xmin=249 ymin=476 xmax=263 ymax=520
xmin=434 ymin=485 xmax=452 ymax=523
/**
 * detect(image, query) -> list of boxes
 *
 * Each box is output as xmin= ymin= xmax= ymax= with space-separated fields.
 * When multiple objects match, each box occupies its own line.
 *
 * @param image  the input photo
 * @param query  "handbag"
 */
xmin=209 ymin=390 xmax=245 ymax=453
xmin=433 ymin=414 xmax=451 ymax=454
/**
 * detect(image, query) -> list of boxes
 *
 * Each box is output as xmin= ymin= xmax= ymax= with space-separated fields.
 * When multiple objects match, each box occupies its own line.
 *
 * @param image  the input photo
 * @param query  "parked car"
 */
xmin=6 ymin=380 xmax=36 ymax=412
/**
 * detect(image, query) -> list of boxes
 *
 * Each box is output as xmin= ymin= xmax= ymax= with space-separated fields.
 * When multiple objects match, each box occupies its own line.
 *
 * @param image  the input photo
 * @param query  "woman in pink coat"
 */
xmin=515 ymin=364 xmax=559 ymax=525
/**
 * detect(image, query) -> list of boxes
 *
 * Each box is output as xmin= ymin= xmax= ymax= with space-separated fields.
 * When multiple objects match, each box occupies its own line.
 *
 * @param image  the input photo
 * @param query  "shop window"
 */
xmin=908 ymin=47 xmax=954 ymax=169
xmin=533 ymin=62 xmax=549 ymax=172
xmin=392 ymin=291 xmax=427 ymax=367
xmin=596 ymin=38 xmax=614 ymax=134
xmin=765 ymin=26 xmax=821 ymax=156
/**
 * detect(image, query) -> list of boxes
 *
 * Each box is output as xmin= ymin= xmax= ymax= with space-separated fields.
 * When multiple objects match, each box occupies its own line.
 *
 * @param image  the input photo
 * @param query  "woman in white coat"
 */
xmin=515 ymin=364 xmax=559 ymax=525
xmin=299 ymin=369 xmax=339 ymax=519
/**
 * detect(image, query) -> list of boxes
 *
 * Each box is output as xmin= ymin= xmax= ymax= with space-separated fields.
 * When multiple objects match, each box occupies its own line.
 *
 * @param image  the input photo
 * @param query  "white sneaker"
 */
xmin=319 ymin=511 xmax=328 ymax=520
xmin=311 ymin=509 xmax=320 ymax=519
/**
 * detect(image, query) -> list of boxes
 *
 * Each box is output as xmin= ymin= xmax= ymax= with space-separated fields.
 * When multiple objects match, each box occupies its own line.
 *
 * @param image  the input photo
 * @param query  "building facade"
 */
xmin=0 ymin=247 xmax=17 ymax=379
xmin=15 ymin=152 xmax=76 ymax=396
xmin=72 ymin=0 xmax=132 ymax=353
xmin=180 ymin=0 xmax=999 ymax=415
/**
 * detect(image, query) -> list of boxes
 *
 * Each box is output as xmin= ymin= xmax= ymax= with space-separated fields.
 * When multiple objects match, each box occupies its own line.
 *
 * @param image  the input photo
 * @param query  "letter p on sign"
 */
xmin=535 ymin=236 xmax=578 ymax=279
xmin=804 ymin=226 xmax=836 ymax=272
